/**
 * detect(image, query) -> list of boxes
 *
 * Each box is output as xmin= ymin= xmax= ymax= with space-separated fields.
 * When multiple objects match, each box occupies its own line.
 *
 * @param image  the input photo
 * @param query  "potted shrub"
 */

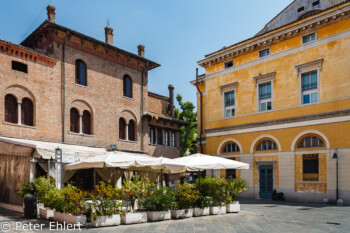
xmin=120 ymin=175 xmax=151 ymax=224
xmin=193 ymin=195 xmax=211 ymax=217
xmin=91 ymin=182 xmax=123 ymax=227
xmin=18 ymin=176 xmax=55 ymax=219
xmin=52 ymin=185 xmax=87 ymax=227
xmin=200 ymin=177 xmax=227 ymax=215
xmin=225 ymin=178 xmax=247 ymax=213
xmin=34 ymin=177 xmax=56 ymax=220
xmin=141 ymin=187 xmax=174 ymax=222
xmin=171 ymin=182 xmax=198 ymax=219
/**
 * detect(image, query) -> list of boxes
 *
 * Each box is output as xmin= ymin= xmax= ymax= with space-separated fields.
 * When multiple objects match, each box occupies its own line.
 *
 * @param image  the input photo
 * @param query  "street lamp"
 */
xmin=332 ymin=148 xmax=343 ymax=205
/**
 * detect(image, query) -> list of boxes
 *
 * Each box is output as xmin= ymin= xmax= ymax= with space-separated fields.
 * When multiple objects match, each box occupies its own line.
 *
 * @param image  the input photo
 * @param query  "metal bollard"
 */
xmin=24 ymin=193 xmax=37 ymax=219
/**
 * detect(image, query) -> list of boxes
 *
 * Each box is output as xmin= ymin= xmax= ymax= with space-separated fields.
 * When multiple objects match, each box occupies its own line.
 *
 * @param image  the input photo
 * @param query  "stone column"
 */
xmin=17 ymin=101 xmax=22 ymax=125
xmin=126 ymin=123 xmax=129 ymax=141
xmin=79 ymin=114 xmax=83 ymax=134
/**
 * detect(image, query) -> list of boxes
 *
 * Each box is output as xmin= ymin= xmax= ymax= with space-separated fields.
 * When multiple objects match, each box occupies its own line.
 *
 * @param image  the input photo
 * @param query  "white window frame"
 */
xmin=295 ymin=59 xmax=323 ymax=105
xmin=220 ymin=82 xmax=238 ymax=118
xmin=259 ymin=48 xmax=270 ymax=58
xmin=253 ymin=72 xmax=275 ymax=112
xmin=224 ymin=60 xmax=234 ymax=69
xmin=302 ymin=32 xmax=317 ymax=44
xmin=171 ymin=131 xmax=175 ymax=147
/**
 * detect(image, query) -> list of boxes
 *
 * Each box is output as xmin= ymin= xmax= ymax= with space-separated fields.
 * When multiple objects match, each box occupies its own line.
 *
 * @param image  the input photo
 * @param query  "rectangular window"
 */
xmin=157 ymin=128 xmax=163 ymax=145
xmin=150 ymin=127 xmax=156 ymax=144
xmin=259 ymin=82 xmax=272 ymax=112
xmin=312 ymin=0 xmax=320 ymax=6
xmin=171 ymin=132 xmax=175 ymax=147
xmin=259 ymin=49 xmax=270 ymax=58
xmin=164 ymin=130 xmax=169 ymax=146
xmin=224 ymin=61 xmax=233 ymax=69
xmin=303 ymin=154 xmax=319 ymax=181
xmin=12 ymin=61 xmax=28 ymax=73
xmin=302 ymin=71 xmax=318 ymax=104
xmin=298 ymin=6 xmax=305 ymax=13
xmin=303 ymin=33 xmax=316 ymax=44
xmin=224 ymin=91 xmax=235 ymax=118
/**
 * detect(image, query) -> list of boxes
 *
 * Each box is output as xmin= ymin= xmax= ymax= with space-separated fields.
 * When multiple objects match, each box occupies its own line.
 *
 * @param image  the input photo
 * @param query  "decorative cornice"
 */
xmin=205 ymin=108 xmax=350 ymax=135
xmin=0 ymin=40 xmax=58 ymax=67
xmin=253 ymin=72 xmax=276 ymax=86
xmin=220 ymin=81 xmax=238 ymax=91
xmin=198 ymin=3 xmax=350 ymax=68
xmin=295 ymin=58 xmax=324 ymax=76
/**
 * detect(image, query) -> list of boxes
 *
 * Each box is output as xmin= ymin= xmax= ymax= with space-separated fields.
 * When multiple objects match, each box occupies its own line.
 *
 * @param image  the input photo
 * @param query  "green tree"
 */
xmin=174 ymin=94 xmax=197 ymax=155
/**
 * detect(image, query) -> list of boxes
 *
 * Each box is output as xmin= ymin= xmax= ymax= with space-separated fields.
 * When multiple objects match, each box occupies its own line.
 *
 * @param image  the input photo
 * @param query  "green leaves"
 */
xmin=141 ymin=187 xmax=175 ymax=211
xmin=172 ymin=181 xmax=199 ymax=209
xmin=174 ymin=94 xmax=198 ymax=155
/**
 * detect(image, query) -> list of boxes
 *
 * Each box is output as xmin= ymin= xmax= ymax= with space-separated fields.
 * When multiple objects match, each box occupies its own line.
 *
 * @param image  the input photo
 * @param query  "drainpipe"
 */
xmin=140 ymin=62 xmax=149 ymax=152
xmin=195 ymin=68 xmax=203 ymax=153
xmin=61 ymin=31 xmax=68 ymax=142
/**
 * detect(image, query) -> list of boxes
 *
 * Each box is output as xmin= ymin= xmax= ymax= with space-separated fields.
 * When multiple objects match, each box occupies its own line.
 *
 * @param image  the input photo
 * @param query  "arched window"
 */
xmin=298 ymin=136 xmax=324 ymax=148
xmin=256 ymin=140 xmax=277 ymax=151
xmin=123 ymin=75 xmax=132 ymax=98
xmin=70 ymin=108 xmax=80 ymax=133
xmin=21 ymin=98 xmax=33 ymax=126
xmin=5 ymin=94 xmax=18 ymax=124
xmin=222 ymin=143 xmax=240 ymax=153
xmin=82 ymin=110 xmax=91 ymax=135
xmin=119 ymin=118 xmax=126 ymax=140
xmin=76 ymin=59 xmax=87 ymax=86
xmin=128 ymin=120 xmax=135 ymax=141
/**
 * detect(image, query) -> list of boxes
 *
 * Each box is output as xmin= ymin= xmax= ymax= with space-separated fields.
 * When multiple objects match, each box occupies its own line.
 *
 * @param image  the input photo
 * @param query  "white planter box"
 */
xmin=193 ymin=207 xmax=210 ymax=217
xmin=39 ymin=208 xmax=54 ymax=220
xmin=209 ymin=206 xmax=226 ymax=215
xmin=121 ymin=212 xmax=147 ymax=224
xmin=147 ymin=211 xmax=171 ymax=222
xmin=53 ymin=211 xmax=86 ymax=227
xmin=226 ymin=201 xmax=240 ymax=213
xmin=171 ymin=209 xmax=193 ymax=219
xmin=91 ymin=214 xmax=121 ymax=227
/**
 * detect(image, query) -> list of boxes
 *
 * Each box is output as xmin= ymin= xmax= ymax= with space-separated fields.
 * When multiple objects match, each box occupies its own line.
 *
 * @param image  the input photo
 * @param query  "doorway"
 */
xmin=259 ymin=165 xmax=273 ymax=199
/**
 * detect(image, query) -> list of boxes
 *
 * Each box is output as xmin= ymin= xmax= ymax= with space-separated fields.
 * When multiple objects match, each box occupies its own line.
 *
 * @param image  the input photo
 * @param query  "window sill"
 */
xmin=148 ymin=143 xmax=178 ymax=148
xmin=118 ymin=139 xmax=137 ymax=143
xmin=68 ymin=131 xmax=94 ymax=137
xmin=123 ymin=96 xmax=133 ymax=100
xmin=296 ymin=181 xmax=326 ymax=184
xmin=300 ymin=101 xmax=319 ymax=107
xmin=75 ymin=84 xmax=88 ymax=88
xmin=3 ymin=121 xmax=36 ymax=129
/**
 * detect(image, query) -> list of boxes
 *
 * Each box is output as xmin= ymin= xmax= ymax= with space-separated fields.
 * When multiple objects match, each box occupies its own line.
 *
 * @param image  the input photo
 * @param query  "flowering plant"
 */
xmin=90 ymin=182 xmax=123 ymax=219
xmin=172 ymin=181 xmax=199 ymax=210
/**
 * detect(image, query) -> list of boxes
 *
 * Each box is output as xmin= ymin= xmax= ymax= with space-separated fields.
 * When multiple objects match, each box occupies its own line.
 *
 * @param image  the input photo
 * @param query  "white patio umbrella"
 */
xmin=162 ymin=153 xmax=249 ymax=187
xmin=64 ymin=151 xmax=186 ymax=172
xmin=163 ymin=153 xmax=249 ymax=170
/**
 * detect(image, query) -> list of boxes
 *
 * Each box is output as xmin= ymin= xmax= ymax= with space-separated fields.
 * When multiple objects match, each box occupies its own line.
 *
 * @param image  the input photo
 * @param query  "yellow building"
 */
xmin=193 ymin=0 xmax=350 ymax=202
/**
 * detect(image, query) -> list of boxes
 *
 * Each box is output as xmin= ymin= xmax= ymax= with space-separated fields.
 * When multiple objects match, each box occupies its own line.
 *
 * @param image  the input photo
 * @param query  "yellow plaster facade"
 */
xmin=195 ymin=1 xmax=350 ymax=202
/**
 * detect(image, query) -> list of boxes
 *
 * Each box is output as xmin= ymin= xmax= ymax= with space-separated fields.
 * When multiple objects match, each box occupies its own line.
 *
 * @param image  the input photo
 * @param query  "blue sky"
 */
xmin=0 ymin=0 xmax=291 ymax=108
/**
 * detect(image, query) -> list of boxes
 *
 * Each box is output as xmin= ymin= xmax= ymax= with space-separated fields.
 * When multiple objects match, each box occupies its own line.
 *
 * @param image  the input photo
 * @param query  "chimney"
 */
xmin=168 ymin=85 xmax=174 ymax=117
xmin=104 ymin=27 xmax=113 ymax=45
xmin=137 ymin=44 xmax=145 ymax=57
xmin=47 ymin=5 xmax=56 ymax=23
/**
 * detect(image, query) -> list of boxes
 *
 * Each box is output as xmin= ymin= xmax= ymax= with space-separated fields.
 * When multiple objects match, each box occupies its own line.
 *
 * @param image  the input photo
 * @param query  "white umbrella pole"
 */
xmin=160 ymin=169 xmax=164 ymax=187
xmin=198 ymin=169 xmax=201 ymax=190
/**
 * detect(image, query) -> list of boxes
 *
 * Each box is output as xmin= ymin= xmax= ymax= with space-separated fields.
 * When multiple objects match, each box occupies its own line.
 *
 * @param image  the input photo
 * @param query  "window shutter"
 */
xmin=82 ymin=111 xmax=91 ymax=134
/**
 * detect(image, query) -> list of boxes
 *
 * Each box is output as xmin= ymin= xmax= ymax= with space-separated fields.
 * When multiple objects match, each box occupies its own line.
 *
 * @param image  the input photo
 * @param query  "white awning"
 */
xmin=0 ymin=136 xmax=106 ymax=160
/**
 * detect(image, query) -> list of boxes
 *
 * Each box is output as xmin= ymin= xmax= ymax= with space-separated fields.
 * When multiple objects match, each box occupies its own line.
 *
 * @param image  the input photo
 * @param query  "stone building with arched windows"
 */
xmin=193 ymin=0 xmax=350 ymax=203
xmin=0 ymin=5 xmax=185 ymax=207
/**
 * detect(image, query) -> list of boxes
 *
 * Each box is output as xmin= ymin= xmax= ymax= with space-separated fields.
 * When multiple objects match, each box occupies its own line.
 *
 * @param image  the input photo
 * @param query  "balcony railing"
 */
xmin=303 ymin=173 xmax=319 ymax=181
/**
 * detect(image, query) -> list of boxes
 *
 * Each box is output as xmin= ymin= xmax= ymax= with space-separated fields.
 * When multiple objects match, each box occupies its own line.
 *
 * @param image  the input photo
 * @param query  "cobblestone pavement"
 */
xmin=1 ymin=199 xmax=350 ymax=233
